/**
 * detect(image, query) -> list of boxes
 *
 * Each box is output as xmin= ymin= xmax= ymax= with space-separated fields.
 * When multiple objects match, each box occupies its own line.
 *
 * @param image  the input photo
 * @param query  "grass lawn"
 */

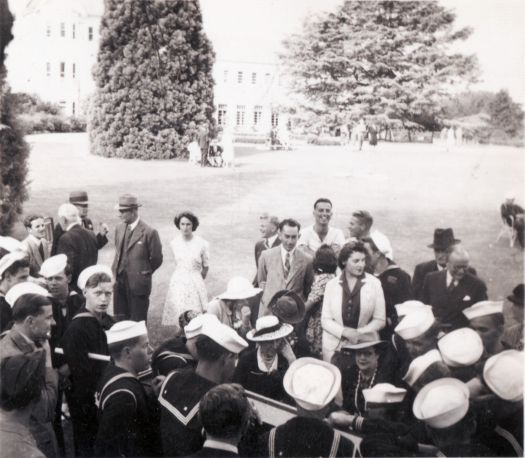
xmin=11 ymin=133 xmax=524 ymax=345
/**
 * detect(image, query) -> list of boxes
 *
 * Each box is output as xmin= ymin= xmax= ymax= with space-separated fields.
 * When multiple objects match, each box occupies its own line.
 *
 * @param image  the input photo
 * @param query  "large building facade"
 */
xmin=6 ymin=0 xmax=290 ymax=130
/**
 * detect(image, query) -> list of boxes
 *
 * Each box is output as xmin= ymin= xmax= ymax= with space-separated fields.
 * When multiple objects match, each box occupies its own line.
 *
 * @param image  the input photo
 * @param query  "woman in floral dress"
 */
xmin=162 ymin=211 xmax=209 ymax=328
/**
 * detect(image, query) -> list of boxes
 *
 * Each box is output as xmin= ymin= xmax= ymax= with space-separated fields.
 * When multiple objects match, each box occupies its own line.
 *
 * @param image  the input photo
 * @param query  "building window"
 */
xmin=46 ymin=62 xmax=51 ymax=77
xmin=60 ymin=62 xmax=65 ymax=78
xmin=88 ymin=26 xmax=93 ymax=41
xmin=251 ymin=72 xmax=257 ymax=84
xmin=237 ymin=71 xmax=243 ymax=84
xmin=60 ymin=22 xmax=65 ymax=37
xmin=72 ymin=24 xmax=76 ymax=39
xmin=271 ymin=112 xmax=279 ymax=128
xmin=72 ymin=63 xmax=76 ymax=78
xmin=253 ymin=105 xmax=262 ymax=125
xmin=217 ymin=104 xmax=227 ymax=126
xmin=72 ymin=102 xmax=76 ymax=116
xmin=59 ymin=101 xmax=67 ymax=112
xmin=236 ymin=105 xmax=245 ymax=126
xmin=46 ymin=25 xmax=51 ymax=37
xmin=223 ymin=70 xmax=228 ymax=83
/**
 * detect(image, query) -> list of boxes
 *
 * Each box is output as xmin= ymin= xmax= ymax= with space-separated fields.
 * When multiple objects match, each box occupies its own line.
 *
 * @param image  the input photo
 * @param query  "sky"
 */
xmin=200 ymin=0 xmax=525 ymax=104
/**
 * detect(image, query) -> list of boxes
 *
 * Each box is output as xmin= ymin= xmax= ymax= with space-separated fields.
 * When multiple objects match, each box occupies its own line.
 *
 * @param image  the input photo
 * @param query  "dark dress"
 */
xmin=61 ymin=309 xmax=113 ymax=457
xmin=159 ymin=369 xmax=215 ymax=456
xmin=233 ymin=349 xmax=291 ymax=403
xmin=94 ymin=364 xmax=160 ymax=457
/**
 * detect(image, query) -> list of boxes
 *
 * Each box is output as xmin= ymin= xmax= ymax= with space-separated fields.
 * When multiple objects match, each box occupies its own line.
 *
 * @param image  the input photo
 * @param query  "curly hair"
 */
xmin=174 ymin=211 xmax=199 ymax=231
xmin=338 ymin=241 xmax=368 ymax=270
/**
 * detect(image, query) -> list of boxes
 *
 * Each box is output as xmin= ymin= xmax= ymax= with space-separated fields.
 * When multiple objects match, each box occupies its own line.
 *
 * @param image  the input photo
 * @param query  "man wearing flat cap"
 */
xmin=112 ymin=194 xmax=163 ymax=321
xmin=52 ymin=191 xmax=109 ymax=254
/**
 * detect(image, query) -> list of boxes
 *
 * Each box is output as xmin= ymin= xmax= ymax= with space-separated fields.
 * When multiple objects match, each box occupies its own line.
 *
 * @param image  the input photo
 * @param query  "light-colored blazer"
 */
xmin=321 ymin=273 xmax=386 ymax=360
xmin=257 ymin=246 xmax=314 ymax=317
xmin=21 ymin=235 xmax=51 ymax=275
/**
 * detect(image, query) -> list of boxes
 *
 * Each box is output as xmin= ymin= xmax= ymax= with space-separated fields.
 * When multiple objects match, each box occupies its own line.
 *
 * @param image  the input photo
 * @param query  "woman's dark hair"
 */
xmin=338 ymin=241 xmax=368 ymax=269
xmin=313 ymin=244 xmax=338 ymax=274
xmin=12 ymin=293 xmax=52 ymax=322
xmin=174 ymin=211 xmax=199 ymax=231
xmin=85 ymin=272 xmax=112 ymax=289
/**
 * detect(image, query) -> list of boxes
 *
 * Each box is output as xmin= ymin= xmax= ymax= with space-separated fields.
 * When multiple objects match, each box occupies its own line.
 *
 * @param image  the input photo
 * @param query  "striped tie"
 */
xmin=284 ymin=252 xmax=291 ymax=278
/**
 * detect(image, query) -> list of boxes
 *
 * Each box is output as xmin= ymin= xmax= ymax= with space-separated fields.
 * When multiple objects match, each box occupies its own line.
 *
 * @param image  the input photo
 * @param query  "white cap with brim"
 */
xmin=184 ymin=313 xmax=220 ymax=339
xmin=395 ymin=307 xmax=435 ymax=341
xmin=0 ymin=251 xmax=27 ymax=278
xmin=217 ymin=276 xmax=261 ymax=300
xmin=462 ymin=301 xmax=504 ymax=321
xmin=200 ymin=321 xmax=248 ymax=354
xmin=395 ymin=300 xmax=432 ymax=318
xmin=0 ymin=236 xmax=23 ymax=253
xmin=284 ymin=357 xmax=341 ymax=411
xmin=413 ymin=378 xmax=469 ymax=429
xmin=363 ymin=383 xmax=407 ymax=404
xmin=106 ymin=320 xmax=148 ymax=345
xmin=40 ymin=254 xmax=68 ymax=278
xmin=438 ymin=328 xmax=484 ymax=367
xmin=483 ymin=350 xmax=524 ymax=402
xmin=402 ymin=349 xmax=443 ymax=387
xmin=5 ymin=282 xmax=50 ymax=307
xmin=77 ymin=265 xmax=113 ymax=290
xmin=370 ymin=231 xmax=394 ymax=260
xmin=246 ymin=315 xmax=293 ymax=342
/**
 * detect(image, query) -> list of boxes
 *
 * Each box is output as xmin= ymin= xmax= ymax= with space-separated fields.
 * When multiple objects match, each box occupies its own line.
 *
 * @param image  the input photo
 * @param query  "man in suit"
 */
xmin=257 ymin=218 xmax=314 ymax=318
xmin=21 ymin=214 xmax=51 ymax=276
xmin=52 ymin=191 xmax=109 ymax=255
xmin=421 ymin=246 xmax=487 ymax=330
xmin=56 ymin=203 xmax=99 ymax=287
xmin=190 ymin=384 xmax=251 ymax=457
xmin=111 ymin=194 xmax=163 ymax=321
xmin=254 ymin=213 xmax=281 ymax=269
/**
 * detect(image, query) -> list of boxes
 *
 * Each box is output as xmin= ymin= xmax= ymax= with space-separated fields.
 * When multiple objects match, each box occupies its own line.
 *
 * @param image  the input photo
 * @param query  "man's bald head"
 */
xmin=447 ymin=245 xmax=470 ymax=281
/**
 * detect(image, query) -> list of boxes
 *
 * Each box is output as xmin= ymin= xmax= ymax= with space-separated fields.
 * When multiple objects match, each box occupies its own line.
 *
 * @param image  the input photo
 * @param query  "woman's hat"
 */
xmin=507 ymin=284 xmax=524 ymax=306
xmin=341 ymin=331 xmax=385 ymax=351
xmin=246 ymin=315 xmax=293 ymax=342
xmin=268 ymin=290 xmax=305 ymax=324
xmin=218 ymin=276 xmax=261 ymax=301
xmin=427 ymin=228 xmax=460 ymax=250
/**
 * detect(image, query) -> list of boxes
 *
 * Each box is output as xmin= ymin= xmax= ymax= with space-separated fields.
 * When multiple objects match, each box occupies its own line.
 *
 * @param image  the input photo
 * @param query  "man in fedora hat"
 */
xmin=502 ymin=284 xmax=524 ymax=351
xmin=111 ymin=194 xmax=163 ymax=321
xmin=421 ymin=245 xmax=487 ymax=331
xmin=52 ymin=191 xmax=109 ymax=255
xmin=412 ymin=228 xmax=476 ymax=300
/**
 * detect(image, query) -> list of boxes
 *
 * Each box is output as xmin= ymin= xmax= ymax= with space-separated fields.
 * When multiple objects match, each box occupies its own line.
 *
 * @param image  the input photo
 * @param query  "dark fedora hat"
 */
xmin=69 ymin=190 xmax=88 ymax=205
xmin=507 ymin=284 xmax=524 ymax=306
xmin=427 ymin=228 xmax=460 ymax=250
xmin=268 ymin=290 xmax=305 ymax=324
xmin=115 ymin=193 xmax=142 ymax=210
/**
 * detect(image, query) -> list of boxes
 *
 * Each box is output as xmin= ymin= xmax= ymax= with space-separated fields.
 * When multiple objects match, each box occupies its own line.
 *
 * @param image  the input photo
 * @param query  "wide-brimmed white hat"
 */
xmin=246 ymin=316 xmax=293 ymax=342
xmin=283 ymin=357 xmax=341 ymax=411
xmin=341 ymin=331 xmax=385 ymax=351
xmin=483 ymin=350 xmax=523 ymax=402
xmin=437 ymin=328 xmax=483 ymax=367
xmin=218 ymin=276 xmax=261 ymax=300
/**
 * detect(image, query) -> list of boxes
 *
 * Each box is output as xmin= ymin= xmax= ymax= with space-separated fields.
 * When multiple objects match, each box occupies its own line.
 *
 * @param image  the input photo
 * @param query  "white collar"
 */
xmin=28 ymin=234 xmax=43 ymax=245
xmin=446 ymin=270 xmax=458 ymax=287
xmin=66 ymin=222 xmax=80 ymax=231
xmin=267 ymin=233 xmax=279 ymax=247
xmin=437 ymin=263 xmax=445 ymax=271
xmin=203 ymin=439 xmax=238 ymax=454
xmin=129 ymin=217 xmax=140 ymax=231
xmin=280 ymin=244 xmax=296 ymax=260
xmin=257 ymin=347 xmax=278 ymax=373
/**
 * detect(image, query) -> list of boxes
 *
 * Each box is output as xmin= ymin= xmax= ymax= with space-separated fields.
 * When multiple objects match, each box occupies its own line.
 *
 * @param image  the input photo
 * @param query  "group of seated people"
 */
xmin=0 ymin=196 xmax=523 ymax=458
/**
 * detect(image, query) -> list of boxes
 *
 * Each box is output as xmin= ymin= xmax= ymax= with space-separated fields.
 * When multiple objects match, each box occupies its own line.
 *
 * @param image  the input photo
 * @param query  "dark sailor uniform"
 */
xmin=158 ymin=368 xmax=215 ymax=456
xmin=260 ymin=416 xmax=355 ymax=458
xmin=0 ymin=294 xmax=12 ymax=333
xmin=151 ymin=336 xmax=196 ymax=376
xmin=94 ymin=364 xmax=160 ymax=457
xmin=61 ymin=308 xmax=113 ymax=457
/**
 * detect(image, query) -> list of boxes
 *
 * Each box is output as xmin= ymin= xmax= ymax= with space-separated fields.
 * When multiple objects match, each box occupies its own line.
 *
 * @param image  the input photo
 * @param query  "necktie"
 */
xmin=38 ymin=242 xmax=45 ymax=260
xmin=264 ymin=238 xmax=269 ymax=249
xmin=284 ymin=252 xmax=291 ymax=278
xmin=448 ymin=280 xmax=457 ymax=293
xmin=121 ymin=225 xmax=131 ymax=252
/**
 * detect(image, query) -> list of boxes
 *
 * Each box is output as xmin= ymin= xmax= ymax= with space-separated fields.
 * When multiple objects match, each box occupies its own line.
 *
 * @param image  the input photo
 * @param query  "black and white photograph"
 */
xmin=0 ymin=0 xmax=523 ymax=456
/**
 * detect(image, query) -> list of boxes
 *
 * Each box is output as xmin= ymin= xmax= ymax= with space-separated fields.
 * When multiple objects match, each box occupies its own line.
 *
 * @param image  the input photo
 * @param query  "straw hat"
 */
xmin=246 ymin=316 xmax=293 ymax=342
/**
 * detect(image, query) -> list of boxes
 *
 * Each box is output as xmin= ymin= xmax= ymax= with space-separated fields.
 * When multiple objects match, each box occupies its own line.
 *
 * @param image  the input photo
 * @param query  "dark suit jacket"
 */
xmin=52 ymin=218 xmax=107 ymax=255
xmin=190 ymin=447 xmax=238 ymax=457
xmin=56 ymin=224 xmax=98 ymax=285
xmin=111 ymin=219 xmax=163 ymax=296
xmin=421 ymin=270 xmax=487 ymax=329
xmin=257 ymin=246 xmax=314 ymax=317
xmin=412 ymin=260 xmax=477 ymax=300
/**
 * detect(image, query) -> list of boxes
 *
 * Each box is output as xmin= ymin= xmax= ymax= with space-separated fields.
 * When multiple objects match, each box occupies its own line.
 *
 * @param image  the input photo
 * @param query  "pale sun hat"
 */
xmin=246 ymin=315 xmax=293 ymax=342
xmin=218 ymin=276 xmax=261 ymax=300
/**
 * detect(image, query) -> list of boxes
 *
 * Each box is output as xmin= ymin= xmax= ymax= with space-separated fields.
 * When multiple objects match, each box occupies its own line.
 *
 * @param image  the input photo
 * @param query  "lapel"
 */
xmin=127 ymin=221 xmax=144 ymax=252
xmin=28 ymin=237 xmax=43 ymax=264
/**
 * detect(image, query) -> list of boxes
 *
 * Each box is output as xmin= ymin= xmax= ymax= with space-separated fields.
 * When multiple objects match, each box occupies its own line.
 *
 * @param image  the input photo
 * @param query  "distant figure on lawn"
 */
xmin=112 ymin=194 xmax=163 ymax=321
xmin=21 ymin=214 xmax=51 ymax=276
xmin=162 ymin=211 xmax=209 ymax=328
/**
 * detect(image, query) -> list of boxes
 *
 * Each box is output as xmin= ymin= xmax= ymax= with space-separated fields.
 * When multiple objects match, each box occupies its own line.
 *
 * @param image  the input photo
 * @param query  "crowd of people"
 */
xmin=0 ymin=192 xmax=523 ymax=457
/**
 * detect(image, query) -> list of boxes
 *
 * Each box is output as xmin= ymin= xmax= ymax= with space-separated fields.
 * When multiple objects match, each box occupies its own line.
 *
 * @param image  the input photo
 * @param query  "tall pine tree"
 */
xmin=1 ymin=0 xmax=29 ymax=234
xmin=89 ymin=0 xmax=215 ymax=159
xmin=281 ymin=0 xmax=478 ymax=132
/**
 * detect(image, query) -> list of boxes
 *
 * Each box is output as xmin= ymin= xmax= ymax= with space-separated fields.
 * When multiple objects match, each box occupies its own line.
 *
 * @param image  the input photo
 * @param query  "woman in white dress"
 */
xmin=162 ymin=211 xmax=209 ymax=327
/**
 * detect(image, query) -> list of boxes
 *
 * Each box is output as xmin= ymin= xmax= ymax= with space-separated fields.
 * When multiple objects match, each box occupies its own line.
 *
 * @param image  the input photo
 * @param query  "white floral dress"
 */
xmin=162 ymin=234 xmax=209 ymax=326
